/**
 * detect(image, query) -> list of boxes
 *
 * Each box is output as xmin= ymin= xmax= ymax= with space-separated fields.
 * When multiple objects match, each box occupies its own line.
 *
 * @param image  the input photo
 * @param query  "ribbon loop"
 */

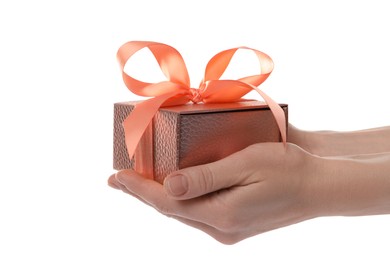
xmin=117 ymin=41 xmax=191 ymax=97
xmin=117 ymin=41 xmax=287 ymax=160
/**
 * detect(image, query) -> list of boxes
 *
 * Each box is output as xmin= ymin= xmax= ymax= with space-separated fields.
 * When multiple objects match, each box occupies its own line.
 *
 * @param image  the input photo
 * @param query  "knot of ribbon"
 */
xmin=189 ymin=88 xmax=203 ymax=103
xmin=117 ymin=41 xmax=287 ymax=160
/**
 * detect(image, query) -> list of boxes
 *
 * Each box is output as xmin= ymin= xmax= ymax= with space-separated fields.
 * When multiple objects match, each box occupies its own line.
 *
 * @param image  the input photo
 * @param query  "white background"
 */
xmin=1 ymin=0 xmax=390 ymax=259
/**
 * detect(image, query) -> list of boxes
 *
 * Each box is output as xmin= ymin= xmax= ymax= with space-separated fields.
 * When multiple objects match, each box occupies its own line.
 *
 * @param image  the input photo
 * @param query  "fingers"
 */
xmin=111 ymin=170 xmax=237 ymax=229
xmin=108 ymin=171 xmax=154 ymax=207
xmin=170 ymin=215 xmax=242 ymax=245
xmin=107 ymin=174 xmax=121 ymax=189
xmin=116 ymin=170 xmax=167 ymax=206
xmin=109 ymin=171 xmax=244 ymax=244
xmin=163 ymin=147 xmax=262 ymax=200
xmin=113 ymin=170 xmax=193 ymax=216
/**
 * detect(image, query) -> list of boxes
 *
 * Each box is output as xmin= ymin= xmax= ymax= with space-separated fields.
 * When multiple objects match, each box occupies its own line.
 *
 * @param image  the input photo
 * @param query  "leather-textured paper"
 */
xmin=114 ymin=100 xmax=288 ymax=184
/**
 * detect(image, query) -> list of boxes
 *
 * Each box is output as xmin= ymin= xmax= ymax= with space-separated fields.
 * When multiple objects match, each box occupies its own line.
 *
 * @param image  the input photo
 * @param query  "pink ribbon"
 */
xmin=117 ymin=41 xmax=287 ymax=160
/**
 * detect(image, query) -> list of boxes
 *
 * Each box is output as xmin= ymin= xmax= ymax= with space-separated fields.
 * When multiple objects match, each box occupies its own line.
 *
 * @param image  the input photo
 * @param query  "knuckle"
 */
xmin=215 ymin=210 xmax=242 ymax=233
xmin=156 ymin=204 xmax=172 ymax=216
xmin=196 ymin=164 xmax=216 ymax=192
xmin=241 ymin=142 xmax=280 ymax=163
xmin=285 ymin=143 xmax=309 ymax=168
xmin=153 ymin=195 xmax=173 ymax=216
xmin=218 ymin=218 xmax=240 ymax=233
xmin=207 ymin=197 xmax=243 ymax=233
xmin=240 ymin=143 xmax=262 ymax=158
xmin=214 ymin=233 xmax=241 ymax=245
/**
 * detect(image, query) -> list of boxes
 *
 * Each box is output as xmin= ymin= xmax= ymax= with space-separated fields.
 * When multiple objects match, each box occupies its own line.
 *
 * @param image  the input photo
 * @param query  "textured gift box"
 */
xmin=113 ymin=100 xmax=288 ymax=184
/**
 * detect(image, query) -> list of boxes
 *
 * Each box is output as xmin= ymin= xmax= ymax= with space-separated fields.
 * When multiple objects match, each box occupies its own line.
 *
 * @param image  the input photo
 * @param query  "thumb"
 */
xmin=163 ymin=150 xmax=253 ymax=200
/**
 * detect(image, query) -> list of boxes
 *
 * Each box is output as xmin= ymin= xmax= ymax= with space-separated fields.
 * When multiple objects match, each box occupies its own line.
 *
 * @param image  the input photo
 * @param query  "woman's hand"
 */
xmin=109 ymin=125 xmax=390 ymax=244
xmin=108 ymin=143 xmax=321 ymax=244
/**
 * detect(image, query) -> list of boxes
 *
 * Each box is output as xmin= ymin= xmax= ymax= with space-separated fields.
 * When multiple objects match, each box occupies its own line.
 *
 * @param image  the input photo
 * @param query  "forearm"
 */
xmin=289 ymin=124 xmax=390 ymax=156
xmin=308 ymin=153 xmax=390 ymax=217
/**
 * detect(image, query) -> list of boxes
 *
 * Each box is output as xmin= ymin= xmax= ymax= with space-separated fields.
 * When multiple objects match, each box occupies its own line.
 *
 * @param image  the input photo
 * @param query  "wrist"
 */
xmin=288 ymin=124 xmax=332 ymax=156
xmin=288 ymin=125 xmax=312 ymax=153
xmin=304 ymin=156 xmax=390 ymax=217
xmin=291 ymin=126 xmax=390 ymax=157
xmin=296 ymin=129 xmax=340 ymax=157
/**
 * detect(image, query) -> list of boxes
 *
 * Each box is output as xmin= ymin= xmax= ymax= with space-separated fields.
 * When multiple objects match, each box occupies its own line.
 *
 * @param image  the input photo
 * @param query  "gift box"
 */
xmin=114 ymin=41 xmax=288 ymax=183
xmin=113 ymin=100 xmax=288 ymax=184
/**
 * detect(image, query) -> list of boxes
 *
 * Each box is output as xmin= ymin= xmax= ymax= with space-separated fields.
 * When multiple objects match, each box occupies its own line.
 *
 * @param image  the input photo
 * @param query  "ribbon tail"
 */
xmin=249 ymin=86 xmax=287 ymax=145
xmin=123 ymin=92 xmax=182 ymax=160
xmin=201 ymin=80 xmax=287 ymax=145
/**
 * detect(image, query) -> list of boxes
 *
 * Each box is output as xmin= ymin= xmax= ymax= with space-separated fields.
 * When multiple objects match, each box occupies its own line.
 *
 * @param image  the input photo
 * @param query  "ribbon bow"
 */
xmin=117 ymin=41 xmax=287 ymax=159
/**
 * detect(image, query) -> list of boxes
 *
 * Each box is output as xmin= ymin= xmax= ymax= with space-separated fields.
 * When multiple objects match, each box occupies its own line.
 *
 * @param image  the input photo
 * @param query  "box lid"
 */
xmin=160 ymin=100 xmax=287 ymax=115
xmin=116 ymin=100 xmax=287 ymax=115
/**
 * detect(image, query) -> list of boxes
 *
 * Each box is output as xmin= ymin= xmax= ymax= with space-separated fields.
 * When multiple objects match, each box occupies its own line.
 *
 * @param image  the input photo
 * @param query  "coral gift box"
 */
xmin=113 ymin=41 xmax=288 ymax=183
xmin=113 ymin=100 xmax=287 ymax=183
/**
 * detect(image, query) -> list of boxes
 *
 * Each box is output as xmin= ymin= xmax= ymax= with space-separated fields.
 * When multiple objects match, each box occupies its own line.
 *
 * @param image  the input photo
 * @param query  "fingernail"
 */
xmin=165 ymin=174 xmax=188 ymax=196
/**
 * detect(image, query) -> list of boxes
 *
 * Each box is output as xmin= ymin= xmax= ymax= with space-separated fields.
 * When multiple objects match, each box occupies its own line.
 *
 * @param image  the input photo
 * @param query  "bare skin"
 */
xmin=289 ymin=124 xmax=390 ymax=156
xmin=108 ymin=124 xmax=390 ymax=245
